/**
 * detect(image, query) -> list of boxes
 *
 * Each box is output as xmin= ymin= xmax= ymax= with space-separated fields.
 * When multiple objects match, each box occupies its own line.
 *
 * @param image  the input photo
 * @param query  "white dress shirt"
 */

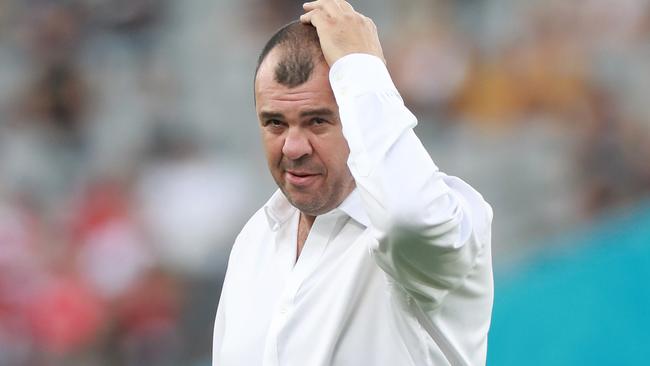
xmin=213 ymin=54 xmax=493 ymax=366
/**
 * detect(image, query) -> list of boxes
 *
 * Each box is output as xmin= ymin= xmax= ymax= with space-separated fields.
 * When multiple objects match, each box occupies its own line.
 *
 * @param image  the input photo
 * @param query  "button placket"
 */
xmin=270 ymin=213 xmax=341 ymax=365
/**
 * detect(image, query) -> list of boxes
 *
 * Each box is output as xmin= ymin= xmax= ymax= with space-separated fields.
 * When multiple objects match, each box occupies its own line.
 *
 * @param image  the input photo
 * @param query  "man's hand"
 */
xmin=300 ymin=0 xmax=385 ymax=66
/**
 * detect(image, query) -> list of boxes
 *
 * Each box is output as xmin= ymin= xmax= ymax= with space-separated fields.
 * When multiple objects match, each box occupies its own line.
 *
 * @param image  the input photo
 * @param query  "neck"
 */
xmin=300 ymin=212 xmax=316 ymax=229
xmin=296 ymin=212 xmax=316 ymax=261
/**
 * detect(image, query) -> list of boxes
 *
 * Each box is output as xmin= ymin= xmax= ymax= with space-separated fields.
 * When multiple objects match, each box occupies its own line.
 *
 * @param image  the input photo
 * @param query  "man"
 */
xmin=213 ymin=1 xmax=493 ymax=365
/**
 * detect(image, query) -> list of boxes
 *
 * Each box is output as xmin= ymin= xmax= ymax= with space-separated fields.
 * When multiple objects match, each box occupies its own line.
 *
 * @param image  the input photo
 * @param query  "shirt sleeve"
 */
xmin=329 ymin=53 xmax=493 ymax=310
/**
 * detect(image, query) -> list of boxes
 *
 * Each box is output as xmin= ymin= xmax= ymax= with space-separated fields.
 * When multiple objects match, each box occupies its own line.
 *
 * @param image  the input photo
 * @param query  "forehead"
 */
xmin=255 ymin=50 xmax=337 ymax=115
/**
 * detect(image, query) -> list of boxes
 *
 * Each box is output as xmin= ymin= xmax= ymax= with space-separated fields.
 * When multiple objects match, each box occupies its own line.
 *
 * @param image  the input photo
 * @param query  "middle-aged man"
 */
xmin=213 ymin=1 xmax=493 ymax=365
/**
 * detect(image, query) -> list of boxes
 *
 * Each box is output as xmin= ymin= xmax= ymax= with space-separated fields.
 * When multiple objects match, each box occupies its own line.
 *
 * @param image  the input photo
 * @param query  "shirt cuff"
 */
xmin=329 ymin=53 xmax=401 ymax=102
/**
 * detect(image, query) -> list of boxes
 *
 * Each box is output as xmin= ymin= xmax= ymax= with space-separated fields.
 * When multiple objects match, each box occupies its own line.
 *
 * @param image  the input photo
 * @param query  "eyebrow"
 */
xmin=258 ymin=108 xmax=336 ymax=120
xmin=299 ymin=108 xmax=335 ymax=118
xmin=259 ymin=111 xmax=284 ymax=120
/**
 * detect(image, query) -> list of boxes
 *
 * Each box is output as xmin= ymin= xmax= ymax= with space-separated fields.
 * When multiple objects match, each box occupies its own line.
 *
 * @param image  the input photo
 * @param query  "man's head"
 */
xmin=254 ymin=21 xmax=355 ymax=216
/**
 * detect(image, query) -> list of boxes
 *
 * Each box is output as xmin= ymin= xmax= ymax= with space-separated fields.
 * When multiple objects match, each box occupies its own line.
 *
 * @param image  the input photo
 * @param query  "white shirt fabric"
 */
xmin=213 ymin=54 xmax=493 ymax=366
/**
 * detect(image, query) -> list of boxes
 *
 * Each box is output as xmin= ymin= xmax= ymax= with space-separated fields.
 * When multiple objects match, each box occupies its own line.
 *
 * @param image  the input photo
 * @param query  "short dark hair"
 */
xmin=254 ymin=21 xmax=324 ymax=88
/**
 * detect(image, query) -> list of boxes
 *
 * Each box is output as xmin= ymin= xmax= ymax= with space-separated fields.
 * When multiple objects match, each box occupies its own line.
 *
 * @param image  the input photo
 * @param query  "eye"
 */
xmin=311 ymin=117 xmax=327 ymax=126
xmin=264 ymin=119 xmax=284 ymax=127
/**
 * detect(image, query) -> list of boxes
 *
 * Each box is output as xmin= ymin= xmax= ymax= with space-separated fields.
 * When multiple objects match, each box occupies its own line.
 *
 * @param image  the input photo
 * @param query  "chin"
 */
xmin=289 ymin=196 xmax=318 ymax=211
xmin=288 ymin=195 xmax=326 ymax=215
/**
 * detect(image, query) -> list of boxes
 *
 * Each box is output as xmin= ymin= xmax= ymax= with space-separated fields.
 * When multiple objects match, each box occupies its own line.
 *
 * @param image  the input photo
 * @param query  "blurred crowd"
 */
xmin=0 ymin=0 xmax=649 ymax=365
xmin=384 ymin=0 xmax=650 ymax=256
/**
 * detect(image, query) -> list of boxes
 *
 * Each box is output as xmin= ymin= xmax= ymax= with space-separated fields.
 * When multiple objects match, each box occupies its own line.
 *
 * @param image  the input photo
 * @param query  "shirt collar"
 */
xmin=263 ymin=189 xmax=297 ymax=231
xmin=263 ymin=188 xmax=370 ymax=231
xmin=336 ymin=188 xmax=371 ymax=228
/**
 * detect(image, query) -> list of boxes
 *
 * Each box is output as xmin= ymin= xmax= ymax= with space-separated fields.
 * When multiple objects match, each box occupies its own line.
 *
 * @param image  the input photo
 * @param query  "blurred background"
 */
xmin=0 ymin=0 xmax=648 ymax=365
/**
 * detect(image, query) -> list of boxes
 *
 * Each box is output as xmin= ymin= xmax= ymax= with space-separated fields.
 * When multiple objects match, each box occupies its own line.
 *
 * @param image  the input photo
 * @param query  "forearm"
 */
xmin=331 ymin=54 xmax=492 ymax=305
xmin=331 ymin=54 xmax=468 ymax=239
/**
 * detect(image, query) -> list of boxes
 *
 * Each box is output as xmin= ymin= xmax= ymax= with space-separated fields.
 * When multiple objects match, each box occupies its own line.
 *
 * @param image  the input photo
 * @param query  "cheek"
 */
xmin=330 ymin=132 xmax=351 ymax=162
xmin=261 ymin=133 xmax=284 ymax=163
xmin=318 ymin=136 xmax=351 ymax=174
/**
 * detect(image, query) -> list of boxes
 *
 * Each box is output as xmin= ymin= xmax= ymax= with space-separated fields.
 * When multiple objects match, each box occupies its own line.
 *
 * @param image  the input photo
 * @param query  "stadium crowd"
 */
xmin=0 ymin=0 xmax=648 ymax=365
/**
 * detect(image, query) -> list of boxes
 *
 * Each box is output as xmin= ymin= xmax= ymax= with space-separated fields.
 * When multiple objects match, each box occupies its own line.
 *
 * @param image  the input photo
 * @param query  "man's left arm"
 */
xmin=302 ymin=0 xmax=493 ymax=310
xmin=334 ymin=53 xmax=492 ymax=310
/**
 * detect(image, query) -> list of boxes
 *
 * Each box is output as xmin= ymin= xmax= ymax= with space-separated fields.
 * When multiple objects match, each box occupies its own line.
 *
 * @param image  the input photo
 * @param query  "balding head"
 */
xmin=255 ymin=21 xmax=325 ymax=89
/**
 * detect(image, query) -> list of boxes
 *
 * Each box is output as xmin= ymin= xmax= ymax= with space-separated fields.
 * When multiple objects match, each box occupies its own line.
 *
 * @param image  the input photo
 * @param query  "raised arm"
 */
xmin=301 ymin=0 xmax=493 ymax=310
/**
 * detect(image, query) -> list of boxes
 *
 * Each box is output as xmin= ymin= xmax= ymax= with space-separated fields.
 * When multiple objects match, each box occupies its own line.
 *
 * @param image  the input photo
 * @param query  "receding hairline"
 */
xmin=254 ymin=21 xmax=325 ymax=89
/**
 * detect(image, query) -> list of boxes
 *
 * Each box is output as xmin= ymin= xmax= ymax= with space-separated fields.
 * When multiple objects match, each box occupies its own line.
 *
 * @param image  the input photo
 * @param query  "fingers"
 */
xmin=338 ymin=1 xmax=354 ymax=12
xmin=303 ymin=0 xmax=356 ymax=17
xmin=300 ymin=1 xmax=330 ymax=26
xmin=300 ymin=0 xmax=385 ymax=65
xmin=301 ymin=0 xmax=360 ymax=26
xmin=303 ymin=0 xmax=340 ymax=14
xmin=299 ymin=9 xmax=321 ymax=25
xmin=302 ymin=1 xmax=320 ymax=12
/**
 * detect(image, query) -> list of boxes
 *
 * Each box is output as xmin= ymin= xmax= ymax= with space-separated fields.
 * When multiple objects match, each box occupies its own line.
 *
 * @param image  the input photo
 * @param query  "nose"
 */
xmin=282 ymin=127 xmax=312 ymax=161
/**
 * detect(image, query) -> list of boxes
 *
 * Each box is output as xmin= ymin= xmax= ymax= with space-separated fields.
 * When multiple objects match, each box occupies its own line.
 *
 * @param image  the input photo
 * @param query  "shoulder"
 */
xmin=229 ymin=205 xmax=269 ymax=258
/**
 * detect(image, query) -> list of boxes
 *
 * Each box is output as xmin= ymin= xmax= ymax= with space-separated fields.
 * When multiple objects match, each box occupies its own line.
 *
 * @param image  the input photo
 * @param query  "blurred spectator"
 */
xmin=451 ymin=53 xmax=528 ymax=128
xmin=71 ymin=178 xmax=153 ymax=300
xmin=135 ymin=124 xmax=253 ymax=278
xmin=0 ymin=194 xmax=40 ymax=366
xmin=389 ymin=20 xmax=471 ymax=121
xmin=116 ymin=268 xmax=182 ymax=366
xmin=2 ymin=2 xmax=90 ymax=209
xmin=27 ymin=271 xmax=105 ymax=356
xmin=579 ymin=89 xmax=650 ymax=215
xmin=17 ymin=61 xmax=89 ymax=144
xmin=17 ymin=1 xmax=83 ymax=65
